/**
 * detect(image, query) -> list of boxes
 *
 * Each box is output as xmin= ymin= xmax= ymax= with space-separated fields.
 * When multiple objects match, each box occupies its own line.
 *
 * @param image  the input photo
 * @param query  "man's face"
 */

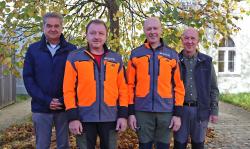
xmin=181 ymin=29 xmax=199 ymax=53
xmin=86 ymin=23 xmax=107 ymax=50
xmin=143 ymin=19 xmax=162 ymax=45
xmin=43 ymin=17 xmax=63 ymax=42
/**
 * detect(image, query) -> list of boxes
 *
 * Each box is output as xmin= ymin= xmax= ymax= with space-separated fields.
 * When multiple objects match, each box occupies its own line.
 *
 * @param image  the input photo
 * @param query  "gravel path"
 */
xmin=0 ymin=99 xmax=31 ymax=131
xmin=206 ymin=101 xmax=250 ymax=149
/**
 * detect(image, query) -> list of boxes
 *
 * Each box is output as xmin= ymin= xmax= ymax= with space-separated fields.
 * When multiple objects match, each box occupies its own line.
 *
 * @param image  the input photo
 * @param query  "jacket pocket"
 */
xmin=104 ymin=61 xmax=120 ymax=106
xmin=132 ymin=55 xmax=150 ymax=97
xmin=157 ymin=55 xmax=176 ymax=98
xmin=75 ymin=60 xmax=96 ymax=106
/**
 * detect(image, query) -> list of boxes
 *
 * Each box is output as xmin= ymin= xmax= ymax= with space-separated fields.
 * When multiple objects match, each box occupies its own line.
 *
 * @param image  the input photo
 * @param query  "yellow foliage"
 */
xmin=115 ymin=11 xmax=124 ymax=18
xmin=179 ymin=12 xmax=185 ymax=18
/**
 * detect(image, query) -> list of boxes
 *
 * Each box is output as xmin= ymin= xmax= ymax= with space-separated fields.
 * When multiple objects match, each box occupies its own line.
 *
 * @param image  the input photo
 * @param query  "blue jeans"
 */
xmin=32 ymin=112 xmax=69 ymax=149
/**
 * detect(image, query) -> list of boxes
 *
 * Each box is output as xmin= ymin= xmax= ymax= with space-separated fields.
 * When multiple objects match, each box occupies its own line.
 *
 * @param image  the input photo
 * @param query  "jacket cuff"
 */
xmin=210 ymin=108 xmax=219 ymax=116
xmin=118 ymin=106 xmax=128 ymax=118
xmin=58 ymin=97 xmax=64 ymax=104
xmin=128 ymin=104 xmax=135 ymax=115
xmin=58 ymin=97 xmax=65 ymax=109
xmin=173 ymin=106 xmax=183 ymax=117
xmin=45 ymin=97 xmax=53 ymax=107
xmin=66 ymin=108 xmax=79 ymax=122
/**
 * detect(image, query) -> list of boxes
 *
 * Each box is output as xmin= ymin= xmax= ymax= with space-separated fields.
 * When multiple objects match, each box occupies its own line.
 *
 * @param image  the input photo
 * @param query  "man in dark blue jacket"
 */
xmin=174 ymin=27 xmax=219 ymax=149
xmin=23 ymin=12 xmax=76 ymax=149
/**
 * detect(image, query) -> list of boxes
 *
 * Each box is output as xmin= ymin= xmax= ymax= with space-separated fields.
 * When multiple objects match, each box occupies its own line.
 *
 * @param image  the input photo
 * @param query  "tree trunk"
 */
xmin=106 ymin=0 xmax=120 ymax=52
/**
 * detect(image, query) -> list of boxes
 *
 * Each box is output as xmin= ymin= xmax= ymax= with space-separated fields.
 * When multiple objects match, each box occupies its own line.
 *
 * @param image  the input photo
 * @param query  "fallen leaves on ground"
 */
xmin=0 ymin=122 xmax=216 ymax=149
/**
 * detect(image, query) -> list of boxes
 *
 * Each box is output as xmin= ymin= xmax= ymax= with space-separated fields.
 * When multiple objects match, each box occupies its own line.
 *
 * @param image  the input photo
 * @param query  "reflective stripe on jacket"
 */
xmin=127 ymin=40 xmax=185 ymax=116
xmin=63 ymin=46 xmax=128 ymax=122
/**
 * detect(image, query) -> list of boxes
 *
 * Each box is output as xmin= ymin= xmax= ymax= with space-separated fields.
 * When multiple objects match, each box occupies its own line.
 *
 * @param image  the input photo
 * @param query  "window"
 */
xmin=218 ymin=51 xmax=225 ymax=72
xmin=228 ymin=50 xmax=235 ymax=72
xmin=218 ymin=49 xmax=236 ymax=73
xmin=218 ymin=37 xmax=240 ymax=75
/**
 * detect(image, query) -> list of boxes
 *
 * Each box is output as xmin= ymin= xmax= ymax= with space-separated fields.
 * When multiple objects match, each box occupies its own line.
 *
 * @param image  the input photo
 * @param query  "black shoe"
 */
xmin=156 ymin=142 xmax=170 ymax=149
xmin=174 ymin=140 xmax=187 ymax=149
xmin=139 ymin=142 xmax=153 ymax=149
xmin=191 ymin=141 xmax=204 ymax=149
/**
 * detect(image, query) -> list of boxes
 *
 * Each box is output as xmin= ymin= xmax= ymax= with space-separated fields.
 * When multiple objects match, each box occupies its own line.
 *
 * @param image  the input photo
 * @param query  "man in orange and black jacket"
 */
xmin=127 ymin=17 xmax=185 ymax=149
xmin=63 ymin=19 xmax=128 ymax=149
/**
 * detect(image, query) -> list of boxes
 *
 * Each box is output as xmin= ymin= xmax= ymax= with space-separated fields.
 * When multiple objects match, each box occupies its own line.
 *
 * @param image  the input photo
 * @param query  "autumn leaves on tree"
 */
xmin=0 ymin=0 xmax=246 ymax=76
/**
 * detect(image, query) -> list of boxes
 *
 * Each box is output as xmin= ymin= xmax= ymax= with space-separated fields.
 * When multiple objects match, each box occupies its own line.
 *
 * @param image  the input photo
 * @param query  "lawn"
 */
xmin=220 ymin=93 xmax=250 ymax=111
xmin=16 ymin=94 xmax=30 ymax=103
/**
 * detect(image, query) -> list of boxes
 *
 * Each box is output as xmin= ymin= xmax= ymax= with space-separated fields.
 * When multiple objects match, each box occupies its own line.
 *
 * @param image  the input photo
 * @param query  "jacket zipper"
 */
xmin=99 ymin=55 xmax=103 ymax=120
xmin=152 ymin=50 xmax=155 ymax=111
xmin=90 ymin=55 xmax=102 ymax=121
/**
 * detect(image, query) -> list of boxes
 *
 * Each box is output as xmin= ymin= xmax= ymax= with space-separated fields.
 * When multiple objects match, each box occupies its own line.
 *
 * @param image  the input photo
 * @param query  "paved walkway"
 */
xmin=0 ymin=100 xmax=250 ymax=148
xmin=0 ymin=99 xmax=31 ymax=131
xmin=206 ymin=102 xmax=250 ymax=149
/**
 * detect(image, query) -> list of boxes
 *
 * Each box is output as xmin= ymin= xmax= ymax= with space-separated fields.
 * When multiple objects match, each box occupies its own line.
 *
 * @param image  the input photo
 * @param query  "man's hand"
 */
xmin=128 ymin=115 xmax=137 ymax=131
xmin=69 ymin=120 xmax=83 ymax=135
xmin=169 ymin=116 xmax=181 ymax=132
xmin=209 ymin=115 xmax=218 ymax=124
xmin=50 ymin=98 xmax=63 ymax=110
xmin=116 ymin=118 xmax=127 ymax=132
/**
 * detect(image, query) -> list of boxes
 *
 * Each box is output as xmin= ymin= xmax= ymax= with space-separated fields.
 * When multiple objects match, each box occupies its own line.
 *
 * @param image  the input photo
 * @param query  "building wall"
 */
xmin=216 ymin=15 xmax=250 ymax=93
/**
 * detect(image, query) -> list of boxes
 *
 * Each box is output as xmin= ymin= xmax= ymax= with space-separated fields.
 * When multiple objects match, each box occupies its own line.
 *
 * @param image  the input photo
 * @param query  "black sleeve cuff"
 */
xmin=128 ymin=104 xmax=135 ymax=115
xmin=173 ymin=106 xmax=183 ymax=117
xmin=58 ymin=97 xmax=65 ymax=109
xmin=118 ymin=106 xmax=128 ymax=118
xmin=66 ymin=108 xmax=79 ymax=122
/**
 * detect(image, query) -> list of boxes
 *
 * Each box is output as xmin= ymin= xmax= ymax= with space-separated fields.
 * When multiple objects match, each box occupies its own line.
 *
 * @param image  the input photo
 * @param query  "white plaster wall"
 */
xmin=217 ymin=15 xmax=250 ymax=93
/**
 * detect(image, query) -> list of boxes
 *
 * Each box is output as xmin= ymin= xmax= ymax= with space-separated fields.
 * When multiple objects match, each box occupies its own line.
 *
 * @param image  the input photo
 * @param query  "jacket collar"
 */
xmin=144 ymin=38 xmax=165 ymax=50
xmin=39 ymin=34 xmax=69 ymax=52
xmin=179 ymin=50 xmax=206 ymax=63
xmin=84 ymin=43 xmax=110 ymax=59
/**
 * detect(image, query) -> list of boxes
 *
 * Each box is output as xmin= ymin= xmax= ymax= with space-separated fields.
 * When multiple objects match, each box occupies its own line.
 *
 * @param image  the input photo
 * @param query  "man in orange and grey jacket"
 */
xmin=63 ymin=19 xmax=128 ymax=149
xmin=127 ymin=17 xmax=185 ymax=149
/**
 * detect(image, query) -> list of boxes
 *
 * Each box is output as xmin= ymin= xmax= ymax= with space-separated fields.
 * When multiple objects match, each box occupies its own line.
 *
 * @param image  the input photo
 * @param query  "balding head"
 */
xmin=143 ymin=17 xmax=161 ymax=29
xmin=181 ymin=27 xmax=199 ymax=56
xmin=182 ymin=27 xmax=199 ymax=40
xmin=143 ymin=17 xmax=162 ymax=49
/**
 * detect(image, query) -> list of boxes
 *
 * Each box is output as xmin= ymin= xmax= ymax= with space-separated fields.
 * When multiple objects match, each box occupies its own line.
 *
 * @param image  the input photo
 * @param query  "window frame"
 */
xmin=217 ymin=47 xmax=240 ymax=75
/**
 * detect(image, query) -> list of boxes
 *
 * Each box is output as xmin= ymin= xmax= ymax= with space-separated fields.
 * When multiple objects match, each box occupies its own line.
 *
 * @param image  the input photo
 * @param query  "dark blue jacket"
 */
xmin=179 ymin=51 xmax=219 ymax=121
xmin=23 ymin=34 xmax=77 ymax=113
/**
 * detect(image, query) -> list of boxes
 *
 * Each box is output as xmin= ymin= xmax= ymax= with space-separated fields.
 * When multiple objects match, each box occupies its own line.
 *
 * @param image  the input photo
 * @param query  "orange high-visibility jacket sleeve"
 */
xmin=126 ymin=60 xmax=136 ymax=105
xmin=117 ymin=66 xmax=129 ymax=107
xmin=63 ymin=60 xmax=78 ymax=110
xmin=173 ymin=61 xmax=185 ymax=106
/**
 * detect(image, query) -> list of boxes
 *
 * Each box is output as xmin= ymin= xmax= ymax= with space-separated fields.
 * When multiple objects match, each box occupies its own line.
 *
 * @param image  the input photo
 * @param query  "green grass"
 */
xmin=16 ymin=94 xmax=30 ymax=103
xmin=220 ymin=93 xmax=250 ymax=111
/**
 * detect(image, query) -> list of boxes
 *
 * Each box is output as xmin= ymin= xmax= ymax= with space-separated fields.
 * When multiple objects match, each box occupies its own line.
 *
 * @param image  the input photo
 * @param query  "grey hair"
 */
xmin=43 ymin=12 xmax=63 ymax=26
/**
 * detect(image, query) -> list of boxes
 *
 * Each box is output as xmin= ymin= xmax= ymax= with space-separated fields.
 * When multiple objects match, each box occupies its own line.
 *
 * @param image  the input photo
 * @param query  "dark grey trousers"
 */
xmin=76 ymin=122 xmax=117 ymax=149
xmin=174 ymin=106 xmax=208 ymax=143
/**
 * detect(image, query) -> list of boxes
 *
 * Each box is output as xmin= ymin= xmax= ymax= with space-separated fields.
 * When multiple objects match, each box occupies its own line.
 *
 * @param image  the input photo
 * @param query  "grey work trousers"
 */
xmin=32 ymin=112 xmax=69 ymax=149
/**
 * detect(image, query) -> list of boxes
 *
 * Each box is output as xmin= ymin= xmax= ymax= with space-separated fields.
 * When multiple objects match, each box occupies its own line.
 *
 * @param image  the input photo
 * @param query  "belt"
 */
xmin=183 ymin=101 xmax=198 ymax=107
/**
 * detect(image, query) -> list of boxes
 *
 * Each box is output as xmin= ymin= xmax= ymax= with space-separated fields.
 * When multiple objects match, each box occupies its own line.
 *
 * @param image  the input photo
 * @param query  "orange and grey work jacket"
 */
xmin=126 ymin=40 xmax=185 ymax=116
xmin=63 ymin=46 xmax=128 ymax=122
